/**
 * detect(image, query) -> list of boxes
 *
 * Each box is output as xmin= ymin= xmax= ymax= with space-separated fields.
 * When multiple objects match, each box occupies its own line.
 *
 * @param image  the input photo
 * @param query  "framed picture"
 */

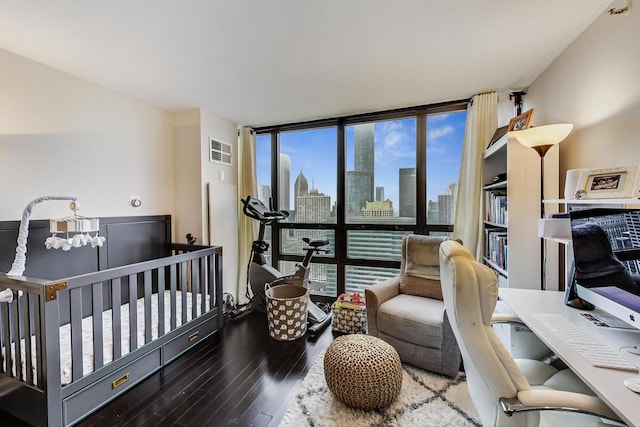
xmin=508 ymin=108 xmax=535 ymax=131
xmin=487 ymin=125 xmax=508 ymax=148
xmin=574 ymin=164 xmax=640 ymax=199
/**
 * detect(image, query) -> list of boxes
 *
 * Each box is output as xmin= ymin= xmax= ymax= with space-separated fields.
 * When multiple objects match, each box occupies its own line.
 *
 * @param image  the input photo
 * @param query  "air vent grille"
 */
xmin=210 ymin=138 xmax=232 ymax=165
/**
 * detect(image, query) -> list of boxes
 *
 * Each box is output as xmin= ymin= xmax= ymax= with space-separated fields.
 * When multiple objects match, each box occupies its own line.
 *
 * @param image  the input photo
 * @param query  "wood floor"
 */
xmin=0 ymin=311 xmax=334 ymax=427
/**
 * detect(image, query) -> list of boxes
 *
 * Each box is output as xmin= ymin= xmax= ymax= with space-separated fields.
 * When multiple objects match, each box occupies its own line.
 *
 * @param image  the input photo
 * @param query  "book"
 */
xmin=334 ymin=292 xmax=366 ymax=310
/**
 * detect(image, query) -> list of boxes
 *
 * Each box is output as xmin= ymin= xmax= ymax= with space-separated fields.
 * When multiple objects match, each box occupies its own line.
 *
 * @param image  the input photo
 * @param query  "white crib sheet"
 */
xmin=4 ymin=290 xmax=209 ymax=385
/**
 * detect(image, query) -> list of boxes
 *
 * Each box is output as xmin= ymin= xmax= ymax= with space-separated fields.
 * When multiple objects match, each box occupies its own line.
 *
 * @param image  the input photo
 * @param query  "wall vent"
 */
xmin=209 ymin=138 xmax=232 ymax=165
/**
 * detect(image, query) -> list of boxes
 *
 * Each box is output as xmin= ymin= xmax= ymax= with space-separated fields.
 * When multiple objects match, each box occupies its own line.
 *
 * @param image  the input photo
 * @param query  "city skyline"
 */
xmin=256 ymin=111 xmax=466 ymax=215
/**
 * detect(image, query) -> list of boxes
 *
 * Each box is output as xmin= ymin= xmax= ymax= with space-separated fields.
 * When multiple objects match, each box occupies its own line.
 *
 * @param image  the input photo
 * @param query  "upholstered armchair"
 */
xmin=365 ymin=234 xmax=461 ymax=377
xmin=438 ymin=239 xmax=622 ymax=427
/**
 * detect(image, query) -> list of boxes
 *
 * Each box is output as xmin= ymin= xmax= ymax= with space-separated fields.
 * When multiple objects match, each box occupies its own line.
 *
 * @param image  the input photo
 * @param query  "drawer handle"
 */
xmin=112 ymin=372 xmax=130 ymax=389
xmin=189 ymin=331 xmax=199 ymax=342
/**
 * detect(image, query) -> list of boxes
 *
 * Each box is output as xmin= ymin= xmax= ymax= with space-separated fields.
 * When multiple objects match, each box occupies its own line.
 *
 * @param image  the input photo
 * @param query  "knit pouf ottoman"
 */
xmin=323 ymin=334 xmax=403 ymax=410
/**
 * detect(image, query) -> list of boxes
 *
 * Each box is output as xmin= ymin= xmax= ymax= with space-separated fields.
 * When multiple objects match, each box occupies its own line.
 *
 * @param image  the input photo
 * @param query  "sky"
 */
xmin=256 ymin=110 xmax=467 ymax=211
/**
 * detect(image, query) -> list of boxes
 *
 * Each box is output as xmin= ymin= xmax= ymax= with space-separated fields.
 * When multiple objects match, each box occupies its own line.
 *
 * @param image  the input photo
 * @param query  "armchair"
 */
xmin=365 ymin=235 xmax=461 ymax=377
xmin=438 ymin=239 xmax=622 ymax=427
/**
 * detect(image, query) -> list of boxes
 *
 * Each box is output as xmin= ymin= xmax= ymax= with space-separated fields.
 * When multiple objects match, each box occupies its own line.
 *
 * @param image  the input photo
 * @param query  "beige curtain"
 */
xmin=454 ymin=93 xmax=498 ymax=260
xmin=237 ymin=127 xmax=258 ymax=304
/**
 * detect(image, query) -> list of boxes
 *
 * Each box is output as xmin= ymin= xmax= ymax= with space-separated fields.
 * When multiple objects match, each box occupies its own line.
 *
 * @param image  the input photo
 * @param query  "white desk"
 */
xmin=499 ymin=288 xmax=640 ymax=427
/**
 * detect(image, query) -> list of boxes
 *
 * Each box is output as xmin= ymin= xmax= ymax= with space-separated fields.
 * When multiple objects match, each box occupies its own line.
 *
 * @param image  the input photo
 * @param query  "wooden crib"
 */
xmin=0 ymin=243 xmax=223 ymax=426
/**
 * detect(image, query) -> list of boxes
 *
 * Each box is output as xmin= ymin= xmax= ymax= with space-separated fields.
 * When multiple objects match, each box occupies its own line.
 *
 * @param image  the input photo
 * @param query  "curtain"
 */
xmin=454 ymin=93 xmax=498 ymax=260
xmin=237 ymin=127 xmax=258 ymax=304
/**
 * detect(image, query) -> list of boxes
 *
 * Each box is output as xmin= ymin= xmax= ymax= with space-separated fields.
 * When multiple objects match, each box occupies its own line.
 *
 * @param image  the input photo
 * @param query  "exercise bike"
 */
xmin=232 ymin=196 xmax=332 ymax=337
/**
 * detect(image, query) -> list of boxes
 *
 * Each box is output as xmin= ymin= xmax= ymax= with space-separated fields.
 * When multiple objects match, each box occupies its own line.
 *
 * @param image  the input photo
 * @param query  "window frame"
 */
xmin=253 ymin=99 xmax=469 ymax=299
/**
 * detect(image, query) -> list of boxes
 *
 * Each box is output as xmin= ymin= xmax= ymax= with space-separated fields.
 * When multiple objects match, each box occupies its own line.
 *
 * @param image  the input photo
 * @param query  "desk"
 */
xmin=499 ymin=288 xmax=640 ymax=427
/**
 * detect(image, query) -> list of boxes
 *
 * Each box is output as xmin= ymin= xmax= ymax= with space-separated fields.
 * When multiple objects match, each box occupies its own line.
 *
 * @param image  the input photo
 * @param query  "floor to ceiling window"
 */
xmin=253 ymin=100 xmax=468 ymax=299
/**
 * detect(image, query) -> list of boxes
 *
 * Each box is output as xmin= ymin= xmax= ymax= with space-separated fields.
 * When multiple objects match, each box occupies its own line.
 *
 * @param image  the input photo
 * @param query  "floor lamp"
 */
xmin=511 ymin=124 xmax=573 ymax=290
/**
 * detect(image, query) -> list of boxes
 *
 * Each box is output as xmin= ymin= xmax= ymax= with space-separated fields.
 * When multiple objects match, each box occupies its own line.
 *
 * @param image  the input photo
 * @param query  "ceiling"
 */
xmin=0 ymin=0 xmax=613 ymax=127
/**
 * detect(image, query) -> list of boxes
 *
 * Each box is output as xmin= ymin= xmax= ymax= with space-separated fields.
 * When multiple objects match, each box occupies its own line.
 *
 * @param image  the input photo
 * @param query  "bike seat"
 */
xmin=302 ymin=237 xmax=329 ymax=247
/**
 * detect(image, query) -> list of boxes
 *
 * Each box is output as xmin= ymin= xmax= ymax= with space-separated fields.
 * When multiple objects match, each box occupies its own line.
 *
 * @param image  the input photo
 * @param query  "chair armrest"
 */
xmin=365 ymin=277 xmax=400 ymax=337
xmin=491 ymin=313 xmax=525 ymax=325
xmin=365 ymin=277 xmax=401 ymax=310
xmin=499 ymin=389 xmax=621 ymax=423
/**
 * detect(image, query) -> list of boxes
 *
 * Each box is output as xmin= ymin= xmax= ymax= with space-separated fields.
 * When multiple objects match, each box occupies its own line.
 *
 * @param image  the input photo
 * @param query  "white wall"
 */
xmin=200 ymin=110 xmax=239 ymax=297
xmin=525 ymin=8 xmax=640 ymax=182
xmin=0 ymin=48 xmax=240 ymax=298
xmin=173 ymin=110 xmax=202 ymax=243
xmin=0 ymin=48 xmax=174 ymax=221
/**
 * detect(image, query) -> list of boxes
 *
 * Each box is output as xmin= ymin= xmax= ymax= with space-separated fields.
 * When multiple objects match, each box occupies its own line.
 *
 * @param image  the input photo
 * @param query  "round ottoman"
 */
xmin=323 ymin=334 xmax=403 ymax=410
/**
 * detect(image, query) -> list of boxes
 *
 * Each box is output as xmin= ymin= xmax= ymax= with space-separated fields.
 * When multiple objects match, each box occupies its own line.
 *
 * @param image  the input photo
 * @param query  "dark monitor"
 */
xmin=569 ymin=208 xmax=640 ymax=330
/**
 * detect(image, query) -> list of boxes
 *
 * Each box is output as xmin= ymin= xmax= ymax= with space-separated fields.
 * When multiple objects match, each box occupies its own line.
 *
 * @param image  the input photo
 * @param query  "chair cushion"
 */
xmin=399 ymin=274 xmax=443 ymax=300
xmin=516 ymin=359 xmax=596 ymax=396
xmin=402 ymin=235 xmax=444 ymax=280
xmin=377 ymin=294 xmax=444 ymax=348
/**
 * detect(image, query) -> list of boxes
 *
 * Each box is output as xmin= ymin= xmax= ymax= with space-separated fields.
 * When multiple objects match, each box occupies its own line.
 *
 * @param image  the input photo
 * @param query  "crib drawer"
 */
xmin=163 ymin=318 xmax=218 ymax=363
xmin=63 ymin=348 xmax=162 ymax=426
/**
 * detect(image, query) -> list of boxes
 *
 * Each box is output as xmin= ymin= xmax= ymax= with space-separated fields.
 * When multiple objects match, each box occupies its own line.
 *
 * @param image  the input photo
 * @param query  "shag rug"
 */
xmin=279 ymin=351 xmax=481 ymax=427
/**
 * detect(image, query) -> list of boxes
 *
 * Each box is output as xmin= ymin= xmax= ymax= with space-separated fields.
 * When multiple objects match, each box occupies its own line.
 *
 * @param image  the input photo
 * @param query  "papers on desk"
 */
xmin=580 ymin=313 xmax=635 ymax=329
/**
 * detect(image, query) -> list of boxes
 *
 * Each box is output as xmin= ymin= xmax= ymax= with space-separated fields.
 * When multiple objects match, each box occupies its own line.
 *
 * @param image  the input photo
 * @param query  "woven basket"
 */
xmin=331 ymin=305 xmax=367 ymax=334
xmin=323 ymin=334 xmax=402 ymax=409
xmin=265 ymin=283 xmax=308 ymax=341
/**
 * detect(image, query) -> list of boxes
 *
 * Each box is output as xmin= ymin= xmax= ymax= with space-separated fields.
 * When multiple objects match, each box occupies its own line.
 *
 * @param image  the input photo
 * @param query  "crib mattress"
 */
xmin=5 ymin=290 xmax=208 ymax=385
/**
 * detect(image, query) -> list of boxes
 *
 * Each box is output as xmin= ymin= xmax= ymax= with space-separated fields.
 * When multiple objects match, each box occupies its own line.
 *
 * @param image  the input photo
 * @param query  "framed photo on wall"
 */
xmin=508 ymin=108 xmax=535 ymax=131
xmin=574 ymin=164 xmax=640 ymax=199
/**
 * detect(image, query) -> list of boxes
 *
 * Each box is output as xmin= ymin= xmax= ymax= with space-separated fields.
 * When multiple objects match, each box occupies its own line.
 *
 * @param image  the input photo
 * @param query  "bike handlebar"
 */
xmin=241 ymin=196 xmax=289 ymax=223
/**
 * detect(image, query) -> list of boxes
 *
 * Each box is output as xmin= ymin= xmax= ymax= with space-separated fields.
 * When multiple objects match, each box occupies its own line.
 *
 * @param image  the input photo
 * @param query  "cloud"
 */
xmin=374 ymin=120 xmax=415 ymax=165
xmin=428 ymin=113 xmax=451 ymax=123
xmin=428 ymin=124 xmax=455 ymax=141
xmin=427 ymin=124 xmax=456 ymax=157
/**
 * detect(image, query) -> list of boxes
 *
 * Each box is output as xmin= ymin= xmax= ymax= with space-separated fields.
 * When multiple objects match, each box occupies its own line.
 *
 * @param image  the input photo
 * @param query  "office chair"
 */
xmin=438 ymin=240 xmax=623 ymax=427
xmin=571 ymin=222 xmax=640 ymax=294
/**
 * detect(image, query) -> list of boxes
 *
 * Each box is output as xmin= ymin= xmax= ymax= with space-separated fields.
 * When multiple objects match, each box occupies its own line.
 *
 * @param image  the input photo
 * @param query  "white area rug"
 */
xmin=280 ymin=351 xmax=481 ymax=427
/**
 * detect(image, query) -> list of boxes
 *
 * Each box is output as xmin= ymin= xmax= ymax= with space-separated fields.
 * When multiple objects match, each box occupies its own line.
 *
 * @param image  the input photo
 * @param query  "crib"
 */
xmin=0 ymin=243 xmax=223 ymax=426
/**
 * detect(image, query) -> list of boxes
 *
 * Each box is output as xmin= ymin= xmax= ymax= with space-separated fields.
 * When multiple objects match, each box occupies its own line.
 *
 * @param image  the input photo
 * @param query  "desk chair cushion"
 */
xmin=516 ymin=359 xmax=595 ymax=396
xmin=377 ymin=294 xmax=445 ymax=348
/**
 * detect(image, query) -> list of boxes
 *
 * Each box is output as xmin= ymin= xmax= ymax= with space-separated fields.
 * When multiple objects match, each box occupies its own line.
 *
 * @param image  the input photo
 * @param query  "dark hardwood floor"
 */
xmin=0 ymin=311 xmax=334 ymax=427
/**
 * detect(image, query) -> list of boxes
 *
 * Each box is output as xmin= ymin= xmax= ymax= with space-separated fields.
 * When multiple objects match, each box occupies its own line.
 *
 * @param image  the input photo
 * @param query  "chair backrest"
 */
xmin=439 ymin=240 xmax=537 ymax=427
xmin=399 ymin=234 xmax=447 ymax=299
xmin=400 ymin=234 xmax=444 ymax=277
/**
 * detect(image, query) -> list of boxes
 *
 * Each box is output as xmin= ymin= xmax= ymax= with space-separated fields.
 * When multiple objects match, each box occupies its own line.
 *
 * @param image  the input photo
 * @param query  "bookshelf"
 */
xmin=485 ymin=131 xmax=560 ymax=359
xmin=482 ymin=132 xmax=559 ymax=290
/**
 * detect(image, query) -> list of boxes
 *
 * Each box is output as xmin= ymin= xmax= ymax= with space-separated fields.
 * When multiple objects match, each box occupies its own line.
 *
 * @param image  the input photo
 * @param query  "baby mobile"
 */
xmin=1 ymin=196 xmax=105 ymax=303
xmin=45 ymin=201 xmax=105 ymax=250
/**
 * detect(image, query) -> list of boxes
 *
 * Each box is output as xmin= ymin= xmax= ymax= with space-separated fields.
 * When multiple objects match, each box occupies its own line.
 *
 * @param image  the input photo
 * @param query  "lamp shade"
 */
xmin=510 ymin=123 xmax=573 ymax=157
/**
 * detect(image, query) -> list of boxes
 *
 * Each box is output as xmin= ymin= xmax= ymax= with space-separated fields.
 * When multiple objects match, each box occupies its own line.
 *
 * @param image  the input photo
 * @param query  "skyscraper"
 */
xmin=399 ymin=167 xmax=416 ymax=218
xmin=437 ymin=182 xmax=458 ymax=224
xmin=296 ymin=188 xmax=330 ymax=223
xmin=347 ymin=123 xmax=375 ymax=215
xmin=376 ymin=186 xmax=385 ymax=202
xmin=347 ymin=171 xmax=373 ymax=214
xmin=294 ymin=170 xmax=309 ymax=214
xmin=354 ymin=123 xmax=374 ymax=176
xmin=292 ymin=188 xmax=331 ymax=285
xmin=279 ymin=154 xmax=291 ymax=211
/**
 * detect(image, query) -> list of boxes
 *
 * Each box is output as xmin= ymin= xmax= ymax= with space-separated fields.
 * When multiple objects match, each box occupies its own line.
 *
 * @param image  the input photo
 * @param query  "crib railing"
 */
xmin=0 ymin=244 xmax=223 ymax=425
